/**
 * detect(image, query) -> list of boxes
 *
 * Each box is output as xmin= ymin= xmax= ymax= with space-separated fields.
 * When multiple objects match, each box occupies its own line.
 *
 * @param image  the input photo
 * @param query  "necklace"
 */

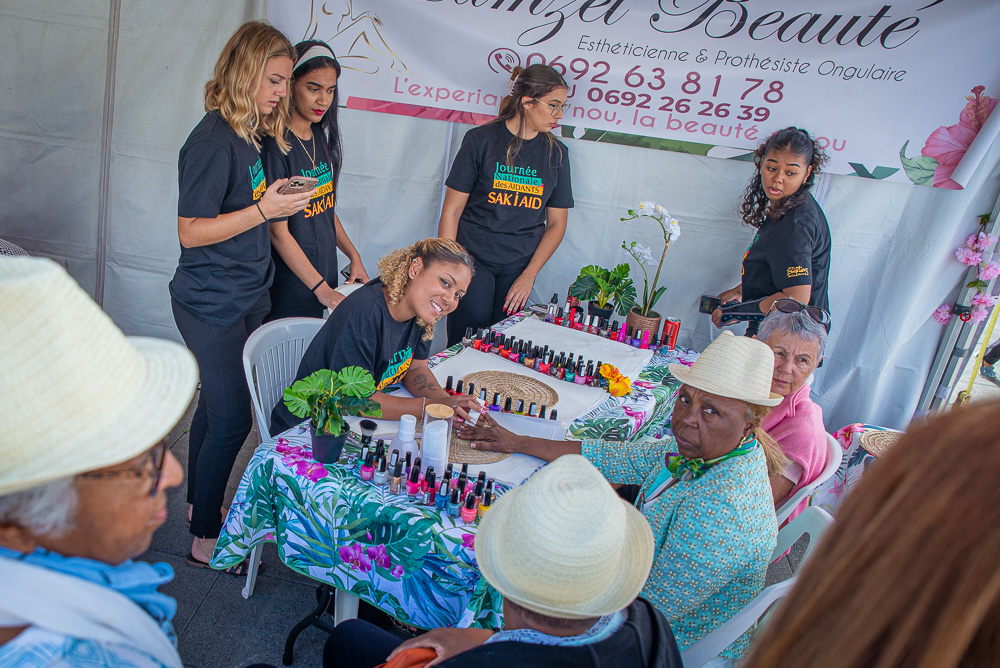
xmin=293 ymin=130 xmax=316 ymax=169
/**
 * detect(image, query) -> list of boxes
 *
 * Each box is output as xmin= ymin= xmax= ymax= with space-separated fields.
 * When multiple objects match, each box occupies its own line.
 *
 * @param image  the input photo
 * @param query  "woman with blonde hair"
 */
xmin=743 ymin=401 xmax=1000 ymax=668
xmin=270 ymin=238 xmax=481 ymax=432
xmin=169 ymin=20 xmax=312 ymax=573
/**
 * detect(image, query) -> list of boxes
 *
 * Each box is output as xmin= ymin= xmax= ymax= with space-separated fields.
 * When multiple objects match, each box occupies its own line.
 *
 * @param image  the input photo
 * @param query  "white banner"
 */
xmin=270 ymin=1 xmax=1000 ymax=188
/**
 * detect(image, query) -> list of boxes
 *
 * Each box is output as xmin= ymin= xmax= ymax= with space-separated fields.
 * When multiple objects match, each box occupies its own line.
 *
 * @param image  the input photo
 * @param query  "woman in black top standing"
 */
xmin=169 ymin=21 xmax=313 ymax=571
xmin=712 ymin=127 xmax=831 ymax=335
xmin=439 ymin=65 xmax=574 ymax=345
xmin=263 ymin=40 xmax=369 ymax=321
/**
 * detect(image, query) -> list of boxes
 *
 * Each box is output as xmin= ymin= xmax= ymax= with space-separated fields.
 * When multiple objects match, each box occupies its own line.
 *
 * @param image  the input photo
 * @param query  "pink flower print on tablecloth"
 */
xmin=275 ymin=437 xmax=329 ymax=482
xmin=339 ymin=543 xmax=372 ymax=572
xmin=461 ymin=534 xmax=475 ymax=551
xmin=832 ymin=423 xmax=864 ymax=447
xmin=391 ymin=564 xmax=404 ymax=578
xmin=366 ymin=544 xmax=392 ymax=570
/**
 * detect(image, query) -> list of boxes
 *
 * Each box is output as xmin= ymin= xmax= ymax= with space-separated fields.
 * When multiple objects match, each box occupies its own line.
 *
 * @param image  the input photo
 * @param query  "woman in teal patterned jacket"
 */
xmin=457 ymin=331 xmax=785 ymax=657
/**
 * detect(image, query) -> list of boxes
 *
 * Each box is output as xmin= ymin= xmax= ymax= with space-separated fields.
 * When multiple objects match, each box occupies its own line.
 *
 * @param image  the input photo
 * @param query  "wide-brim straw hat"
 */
xmin=668 ymin=331 xmax=781 ymax=406
xmin=0 ymin=258 xmax=199 ymax=496
xmin=476 ymin=454 xmax=654 ymax=619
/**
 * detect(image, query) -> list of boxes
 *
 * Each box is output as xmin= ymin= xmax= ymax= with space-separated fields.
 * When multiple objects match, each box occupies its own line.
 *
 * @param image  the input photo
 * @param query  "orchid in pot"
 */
xmin=621 ymin=201 xmax=681 ymax=336
xmin=283 ymin=366 xmax=382 ymax=464
xmin=568 ymin=263 xmax=636 ymax=321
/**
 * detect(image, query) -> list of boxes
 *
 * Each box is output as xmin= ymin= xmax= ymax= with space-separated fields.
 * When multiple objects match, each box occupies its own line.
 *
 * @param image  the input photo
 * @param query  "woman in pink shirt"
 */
xmin=757 ymin=302 xmax=829 ymax=521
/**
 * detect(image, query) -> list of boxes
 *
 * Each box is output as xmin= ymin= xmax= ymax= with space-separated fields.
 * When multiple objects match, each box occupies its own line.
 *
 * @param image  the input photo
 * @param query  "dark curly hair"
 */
xmin=739 ymin=127 xmax=829 ymax=228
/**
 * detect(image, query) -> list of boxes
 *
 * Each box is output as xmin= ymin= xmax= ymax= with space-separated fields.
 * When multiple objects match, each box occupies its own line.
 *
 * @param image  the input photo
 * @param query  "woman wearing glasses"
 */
xmin=712 ymin=127 xmax=831 ymax=336
xmin=263 ymin=39 xmax=369 ymax=321
xmin=438 ymin=64 xmax=574 ymax=345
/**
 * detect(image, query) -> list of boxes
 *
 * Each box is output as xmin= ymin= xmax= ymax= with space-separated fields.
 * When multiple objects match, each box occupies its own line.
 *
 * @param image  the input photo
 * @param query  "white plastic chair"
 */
xmin=775 ymin=434 xmax=843 ymax=525
xmin=680 ymin=507 xmax=835 ymax=668
xmin=239 ymin=317 xmax=324 ymax=599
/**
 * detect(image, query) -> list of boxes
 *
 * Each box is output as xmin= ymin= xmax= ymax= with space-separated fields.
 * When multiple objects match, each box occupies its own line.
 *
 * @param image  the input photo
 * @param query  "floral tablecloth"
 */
xmin=211 ymin=309 xmax=698 ymax=629
xmin=810 ymin=423 xmax=902 ymax=514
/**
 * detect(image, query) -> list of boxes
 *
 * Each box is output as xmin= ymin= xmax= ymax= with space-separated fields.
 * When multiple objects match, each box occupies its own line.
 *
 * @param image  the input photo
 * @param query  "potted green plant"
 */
xmin=568 ymin=263 xmax=636 ymax=321
xmin=621 ymin=202 xmax=681 ymax=336
xmin=282 ymin=366 xmax=382 ymax=463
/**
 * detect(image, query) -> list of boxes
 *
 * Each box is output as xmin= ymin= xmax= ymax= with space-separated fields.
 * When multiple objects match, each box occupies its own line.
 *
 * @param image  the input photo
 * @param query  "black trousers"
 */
xmin=986 ymin=341 xmax=1000 ymax=366
xmin=446 ymin=255 xmax=530 ymax=347
xmin=323 ymin=619 xmax=401 ymax=668
xmin=171 ymin=294 xmax=269 ymax=539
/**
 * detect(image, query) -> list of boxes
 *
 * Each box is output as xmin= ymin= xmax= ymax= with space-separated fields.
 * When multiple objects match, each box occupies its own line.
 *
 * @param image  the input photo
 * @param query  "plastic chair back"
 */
xmin=775 ymin=434 xmax=843 ymax=525
xmin=681 ymin=507 xmax=834 ymax=668
xmin=242 ymin=317 xmax=324 ymax=442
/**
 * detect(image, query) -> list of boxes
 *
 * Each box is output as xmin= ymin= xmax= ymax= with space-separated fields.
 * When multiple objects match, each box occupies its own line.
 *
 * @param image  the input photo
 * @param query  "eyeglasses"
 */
xmin=532 ymin=98 xmax=570 ymax=115
xmin=769 ymin=298 xmax=831 ymax=331
xmin=78 ymin=441 xmax=168 ymax=497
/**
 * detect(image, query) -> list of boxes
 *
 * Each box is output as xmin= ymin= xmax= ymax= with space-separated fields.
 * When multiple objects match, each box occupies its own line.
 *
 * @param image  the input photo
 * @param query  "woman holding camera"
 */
xmin=169 ymin=21 xmax=312 ymax=572
xmin=263 ymin=39 xmax=369 ymax=321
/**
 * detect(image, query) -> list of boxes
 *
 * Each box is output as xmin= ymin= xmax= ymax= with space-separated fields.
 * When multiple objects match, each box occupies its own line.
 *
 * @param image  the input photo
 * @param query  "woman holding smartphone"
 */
xmin=169 ymin=21 xmax=312 ymax=572
xmin=263 ymin=39 xmax=369 ymax=321
xmin=439 ymin=64 xmax=574 ymax=345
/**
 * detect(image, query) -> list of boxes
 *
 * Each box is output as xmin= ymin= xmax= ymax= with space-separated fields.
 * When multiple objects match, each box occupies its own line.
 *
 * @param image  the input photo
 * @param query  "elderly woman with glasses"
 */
xmin=756 ymin=302 xmax=830 ymax=519
xmin=0 ymin=258 xmax=198 ymax=667
xmin=457 ymin=332 xmax=785 ymax=659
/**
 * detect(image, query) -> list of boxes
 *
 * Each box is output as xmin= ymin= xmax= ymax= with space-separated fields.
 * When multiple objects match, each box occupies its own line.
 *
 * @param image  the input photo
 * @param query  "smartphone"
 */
xmin=340 ymin=264 xmax=363 ymax=284
xmin=699 ymin=295 xmax=721 ymax=314
xmin=277 ymin=176 xmax=318 ymax=194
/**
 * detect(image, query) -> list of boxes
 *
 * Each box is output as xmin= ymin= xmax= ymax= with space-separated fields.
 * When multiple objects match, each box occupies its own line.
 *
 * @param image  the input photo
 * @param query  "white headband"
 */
xmin=294 ymin=45 xmax=336 ymax=71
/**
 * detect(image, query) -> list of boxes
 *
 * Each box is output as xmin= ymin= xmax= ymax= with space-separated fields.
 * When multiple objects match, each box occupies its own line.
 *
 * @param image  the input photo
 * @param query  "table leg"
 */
xmin=241 ymin=543 xmax=264 ymax=599
xmin=334 ymin=591 xmax=360 ymax=625
xmin=282 ymin=584 xmax=333 ymax=666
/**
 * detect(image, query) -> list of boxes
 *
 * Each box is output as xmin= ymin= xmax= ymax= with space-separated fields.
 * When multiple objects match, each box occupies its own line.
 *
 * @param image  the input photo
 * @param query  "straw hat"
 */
xmin=668 ymin=331 xmax=781 ymax=406
xmin=0 ymin=258 xmax=198 ymax=496
xmin=476 ymin=455 xmax=654 ymax=619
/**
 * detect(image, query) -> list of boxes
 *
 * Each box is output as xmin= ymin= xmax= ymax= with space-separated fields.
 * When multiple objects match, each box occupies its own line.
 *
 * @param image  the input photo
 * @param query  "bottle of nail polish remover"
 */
xmin=478 ymin=489 xmax=493 ymax=519
xmin=447 ymin=488 xmax=461 ymax=518
xmin=373 ymin=457 xmax=389 ymax=486
xmin=360 ymin=451 xmax=375 ymax=482
xmin=391 ymin=414 xmax=418 ymax=463
xmin=461 ymin=492 xmax=478 ymax=523
xmin=422 ymin=469 xmax=437 ymax=506
xmin=389 ymin=460 xmax=403 ymax=494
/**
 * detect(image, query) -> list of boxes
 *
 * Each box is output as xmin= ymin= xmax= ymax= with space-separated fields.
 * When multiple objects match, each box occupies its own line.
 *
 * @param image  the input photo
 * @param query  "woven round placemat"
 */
xmin=448 ymin=432 xmax=510 ymax=465
xmin=462 ymin=371 xmax=559 ymax=411
xmin=860 ymin=429 xmax=902 ymax=458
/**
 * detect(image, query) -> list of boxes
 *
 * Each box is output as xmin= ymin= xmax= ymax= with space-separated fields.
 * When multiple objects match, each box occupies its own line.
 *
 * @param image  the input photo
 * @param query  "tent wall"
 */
xmin=2 ymin=1 xmax=999 ymax=432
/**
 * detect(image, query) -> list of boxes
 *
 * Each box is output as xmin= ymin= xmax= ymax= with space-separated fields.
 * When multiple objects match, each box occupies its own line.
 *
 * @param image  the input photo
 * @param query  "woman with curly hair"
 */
xmin=169 ymin=21 xmax=312 ymax=573
xmin=711 ymin=127 xmax=831 ymax=336
xmin=270 ymin=238 xmax=481 ymax=433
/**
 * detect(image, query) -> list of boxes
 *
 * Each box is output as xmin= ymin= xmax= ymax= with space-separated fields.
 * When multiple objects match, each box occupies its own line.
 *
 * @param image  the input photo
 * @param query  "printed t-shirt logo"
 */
xmin=378 ymin=347 xmax=414 ymax=391
xmin=741 ymin=232 xmax=759 ymax=277
xmin=488 ymin=162 xmax=544 ymax=210
xmin=249 ymin=157 xmax=266 ymax=201
xmin=302 ymin=160 xmax=335 ymax=219
xmin=787 ymin=266 xmax=809 ymax=278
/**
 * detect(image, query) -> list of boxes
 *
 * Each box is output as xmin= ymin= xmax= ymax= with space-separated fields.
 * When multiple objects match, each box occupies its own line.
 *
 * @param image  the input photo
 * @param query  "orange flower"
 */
xmin=599 ymin=363 xmax=619 ymax=380
xmin=608 ymin=374 xmax=632 ymax=397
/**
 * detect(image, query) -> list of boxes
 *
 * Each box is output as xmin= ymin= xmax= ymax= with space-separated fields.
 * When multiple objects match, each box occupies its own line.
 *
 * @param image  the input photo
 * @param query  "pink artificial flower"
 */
xmin=971 ymin=293 xmax=999 ymax=308
xmin=971 ymin=306 xmax=990 ymax=323
xmin=832 ymin=423 xmax=864 ymax=447
xmin=932 ymin=304 xmax=953 ymax=325
xmin=955 ymin=247 xmax=983 ymax=266
xmin=967 ymin=232 xmax=999 ymax=252
xmin=981 ymin=262 xmax=1000 ymax=281
xmin=339 ymin=543 xmax=372 ymax=572
xmin=366 ymin=544 xmax=392 ymax=570
xmin=461 ymin=534 xmax=476 ymax=551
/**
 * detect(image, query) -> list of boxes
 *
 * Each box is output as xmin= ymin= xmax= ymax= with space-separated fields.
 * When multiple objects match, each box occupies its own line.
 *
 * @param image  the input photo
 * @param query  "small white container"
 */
xmin=390 ymin=413 xmax=419 ymax=462
xmin=421 ymin=419 xmax=450 ymax=477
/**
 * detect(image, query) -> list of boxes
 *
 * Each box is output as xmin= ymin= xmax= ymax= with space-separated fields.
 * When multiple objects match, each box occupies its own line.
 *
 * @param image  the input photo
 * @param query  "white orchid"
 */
xmin=667 ymin=218 xmax=681 ymax=243
xmin=638 ymin=201 xmax=657 ymax=217
xmin=619 ymin=201 xmax=681 ymax=317
xmin=625 ymin=242 xmax=657 ymax=267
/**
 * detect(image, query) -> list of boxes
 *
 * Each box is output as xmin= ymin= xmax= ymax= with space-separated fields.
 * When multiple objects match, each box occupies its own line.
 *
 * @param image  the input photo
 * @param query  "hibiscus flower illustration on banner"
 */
xmin=900 ymin=86 xmax=997 ymax=189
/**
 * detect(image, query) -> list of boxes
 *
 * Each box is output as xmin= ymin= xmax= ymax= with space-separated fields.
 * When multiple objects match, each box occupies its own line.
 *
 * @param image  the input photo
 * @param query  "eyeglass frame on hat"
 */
xmin=77 ymin=440 xmax=168 ymax=497
xmin=769 ymin=297 xmax=831 ymax=332
xmin=531 ymin=98 xmax=571 ymax=115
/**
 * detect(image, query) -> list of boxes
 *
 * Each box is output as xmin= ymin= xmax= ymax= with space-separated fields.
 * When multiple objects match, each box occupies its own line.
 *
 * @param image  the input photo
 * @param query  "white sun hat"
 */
xmin=0 ymin=257 xmax=199 ymax=496
xmin=476 ymin=454 xmax=654 ymax=619
xmin=668 ymin=330 xmax=781 ymax=406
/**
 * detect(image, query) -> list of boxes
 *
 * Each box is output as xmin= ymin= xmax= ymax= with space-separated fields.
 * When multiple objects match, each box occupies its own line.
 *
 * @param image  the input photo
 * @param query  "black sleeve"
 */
xmin=413 ymin=335 xmax=432 ymax=361
xmin=546 ymin=142 xmax=574 ymax=209
xmin=178 ymin=140 xmax=230 ymax=218
xmin=769 ymin=210 xmax=818 ymax=290
xmin=444 ymin=129 xmax=483 ymax=194
xmin=318 ymin=306 xmax=380 ymax=375
xmin=261 ymin=139 xmax=290 ymax=200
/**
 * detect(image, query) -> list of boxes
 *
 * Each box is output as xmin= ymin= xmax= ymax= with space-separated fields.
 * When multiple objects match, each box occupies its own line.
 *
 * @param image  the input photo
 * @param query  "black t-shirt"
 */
xmin=269 ymin=279 xmax=431 ymax=434
xmin=446 ymin=122 xmax=573 ymax=264
xmin=741 ymin=193 xmax=831 ymax=313
xmin=262 ymin=129 xmax=339 ymax=312
xmin=170 ymin=111 xmax=274 ymax=325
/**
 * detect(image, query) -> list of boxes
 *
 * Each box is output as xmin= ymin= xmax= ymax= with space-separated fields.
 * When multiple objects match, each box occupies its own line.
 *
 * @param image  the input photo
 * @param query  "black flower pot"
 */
xmin=311 ymin=427 xmax=348 ymax=464
xmin=587 ymin=302 xmax=614 ymax=321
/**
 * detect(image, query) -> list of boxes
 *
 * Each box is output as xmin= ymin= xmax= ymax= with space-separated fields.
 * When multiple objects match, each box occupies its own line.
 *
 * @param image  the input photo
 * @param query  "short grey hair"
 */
xmin=0 ymin=477 xmax=79 ymax=538
xmin=758 ymin=309 xmax=827 ymax=359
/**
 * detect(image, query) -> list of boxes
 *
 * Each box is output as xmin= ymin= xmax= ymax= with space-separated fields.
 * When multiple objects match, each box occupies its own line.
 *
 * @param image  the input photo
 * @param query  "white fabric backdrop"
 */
xmin=1 ymin=1 xmax=999 ymax=431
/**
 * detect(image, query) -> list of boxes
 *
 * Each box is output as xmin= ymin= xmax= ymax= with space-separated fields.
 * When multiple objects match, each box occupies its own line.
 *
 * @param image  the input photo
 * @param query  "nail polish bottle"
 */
xmin=472 ymin=331 xmax=483 ymax=350
xmin=538 ymin=352 xmax=551 ymax=375
xmin=360 ymin=451 xmax=375 ymax=481
xmin=490 ymin=392 xmax=502 ymax=412
xmin=373 ymin=456 xmax=389 ymax=486
xmin=508 ymin=342 xmax=520 ymax=363
xmin=599 ymin=318 xmax=610 ymax=338
xmin=538 ymin=405 xmax=547 ymax=419
xmin=357 ymin=443 xmax=370 ymax=472
xmin=374 ymin=439 xmax=385 ymax=463
xmin=404 ymin=451 xmax=412 ymax=477
xmin=457 ymin=473 xmax=468 ymax=501
xmin=573 ymin=314 xmax=585 ymax=331
xmin=479 ymin=388 xmax=488 ymax=404
xmin=640 ymin=330 xmax=651 ymax=349
xmin=574 ymin=360 xmax=587 ymax=385
xmin=618 ymin=320 xmax=629 ymax=342
xmin=476 ymin=470 xmax=487 ymax=488
xmin=389 ymin=460 xmax=403 ymax=494
xmin=554 ymin=307 xmax=564 ymax=326
xmin=480 ymin=335 xmax=492 ymax=354
xmin=467 ymin=382 xmax=476 ymax=397
xmin=473 ymin=481 xmax=484 ymax=506
xmin=435 ymin=478 xmax=450 ymax=510
xmin=527 ymin=401 xmax=537 ymax=417
xmin=564 ymin=363 xmax=576 ymax=383
xmin=422 ymin=469 xmax=437 ymax=505
xmin=389 ymin=449 xmax=399 ymax=470
xmin=515 ymin=399 xmax=525 ymax=415
xmin=447 ymin=488 xmax=461 ymax=518
xmin=550 ymin=409 xmax=559 ymax=421
xmin=462 ymin=327 xmax=474 ymax=348
xmin=531 ymin=347 xmax=542 ymax=371
xmin=455 ymin=379 xmax=464 ymax=396
xmin=523 ymin=345 xmax=535 ymax=368
xmin=406 ymin=461 xmax=422 ymax=498
xmin=461 ymin=493 xmax=478 ymax=523
xmin=461 ymin=463 xmax=470 ymax=478
xmin=445 ymin=376 xmax=455 ymax=395
xmin=502 ymin=397 xmax=513 ymax=413
xmin=586 ymin=360 xmax=595 ymax=386
xmin=517 ymin=342 xmax=527 ymax=365
xmin=478 ymin=489 xmax=493 ymax=518
xmin=444 ymin=462 xmax=454 ymax=483
xmin=648 ymin=334 xmax=660 ymax=355
xmin=586 ymin=315 xmax=598 ymax=335
xmin=556 ymin=361 xmax=567 ymax=381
